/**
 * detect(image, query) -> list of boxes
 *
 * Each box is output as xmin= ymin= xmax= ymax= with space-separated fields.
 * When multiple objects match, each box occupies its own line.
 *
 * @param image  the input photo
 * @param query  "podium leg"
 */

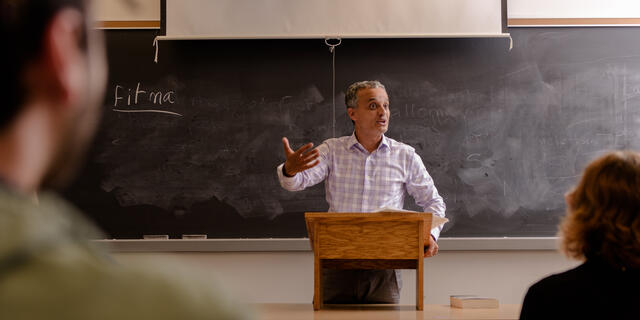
xmin=314 ymin=258 xmax=322 ymax=310
xmin=417 ymin=220 xmax=425 ymax=310
xmin=416 ymin=258 xmax=424 ymax=310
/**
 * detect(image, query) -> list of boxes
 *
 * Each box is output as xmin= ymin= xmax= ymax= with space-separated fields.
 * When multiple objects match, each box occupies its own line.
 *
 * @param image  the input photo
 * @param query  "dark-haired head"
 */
xmin=0 ymin=0 xmax=106 ymax=191
xmin=1 ymin=0 xmax=91 ymax=128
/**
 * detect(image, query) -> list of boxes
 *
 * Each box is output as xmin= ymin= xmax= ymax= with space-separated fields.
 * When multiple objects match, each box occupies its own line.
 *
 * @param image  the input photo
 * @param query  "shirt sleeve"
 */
xmin=276 ymin=141 xmax=330 ymax=191
xmin=405 ymin=151 xmax=446 ymax=240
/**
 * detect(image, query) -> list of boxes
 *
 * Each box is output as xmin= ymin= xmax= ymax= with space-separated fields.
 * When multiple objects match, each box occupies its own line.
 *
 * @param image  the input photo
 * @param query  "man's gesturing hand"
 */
xmin=282 ymin=137 xmax=320 ymax=177
xmin=424 ymin=235 xmax=439 ymax=258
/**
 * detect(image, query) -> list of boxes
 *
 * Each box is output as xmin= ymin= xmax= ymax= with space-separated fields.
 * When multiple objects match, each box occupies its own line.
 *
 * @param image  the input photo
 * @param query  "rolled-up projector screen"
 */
xmin=165 ymin=0 xmax=506 ymax=39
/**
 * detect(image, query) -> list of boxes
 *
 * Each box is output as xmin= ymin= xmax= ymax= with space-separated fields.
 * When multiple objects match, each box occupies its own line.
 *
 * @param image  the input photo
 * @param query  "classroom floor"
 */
xmin=254 ymin=303 xmax=521 ymax=320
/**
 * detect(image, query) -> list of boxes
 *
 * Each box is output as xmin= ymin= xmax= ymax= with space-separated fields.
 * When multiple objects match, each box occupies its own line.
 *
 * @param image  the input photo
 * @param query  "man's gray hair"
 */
xmin=345 ymin=80 xmax=386 ymax=109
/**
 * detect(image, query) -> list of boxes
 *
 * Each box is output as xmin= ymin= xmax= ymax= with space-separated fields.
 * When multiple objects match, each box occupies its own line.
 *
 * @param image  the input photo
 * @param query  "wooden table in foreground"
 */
xmin=255 ymin=303 xmax=522 ymax=320
xmin=305 ymin=212 xmax=433 ymax=310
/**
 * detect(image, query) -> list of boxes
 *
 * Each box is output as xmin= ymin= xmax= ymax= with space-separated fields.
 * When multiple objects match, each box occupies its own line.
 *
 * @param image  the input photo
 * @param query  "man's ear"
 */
xmin=41 ymin=8 xmax=86 ymax=108
xmin=347 ymin=107 xmax=357 ymax=122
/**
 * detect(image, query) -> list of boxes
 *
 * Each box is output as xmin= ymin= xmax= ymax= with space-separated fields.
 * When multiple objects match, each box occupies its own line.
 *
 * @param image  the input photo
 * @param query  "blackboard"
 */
xmin=63 ymin=28 xmax=640 ymax=239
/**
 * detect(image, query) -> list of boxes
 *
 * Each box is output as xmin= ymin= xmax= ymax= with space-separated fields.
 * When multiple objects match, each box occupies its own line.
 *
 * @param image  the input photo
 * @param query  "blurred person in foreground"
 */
xmin=0 ymin=0 xmax=250 ymax=319
xmin=520 ymin=151 xmax=640 ymax=320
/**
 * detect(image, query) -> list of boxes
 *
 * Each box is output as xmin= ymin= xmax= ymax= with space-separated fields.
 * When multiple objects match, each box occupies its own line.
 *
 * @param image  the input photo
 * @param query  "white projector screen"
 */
xmin=165 ymin=0 xmax=506 ymax=39
xmin=509 ymin=0 xmax=640 ymax=19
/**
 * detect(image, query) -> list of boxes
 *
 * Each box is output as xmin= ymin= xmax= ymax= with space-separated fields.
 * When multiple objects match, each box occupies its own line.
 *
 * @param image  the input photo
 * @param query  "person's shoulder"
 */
xmin=385 ymin=136 xmax=414 ymax=151
xmin=0 ymin=242 xmax=252 ymax=319
xmin=104 ymin=262 xmax=253 ymax=319
xmin=320 ymin=135 xmax=353 ymax=150
xmin=523 ymin=263 xmax=596 ymax=311
xmin=385 ymin=136 xmax=417 ymax=159
xmin=323 ymin=135 xmax=351 ymax=144
xmin=524 ymin=262 xmax=605 ymax=306
xmin=528 ymin=263 xmax=590 ymax=293
xmin=522 ymin=261 xmax=636 ymax=319
xmin=0 ymin=190 xmax=103 ymax=257
xmin=0 ymin=191 xmax=251 ymax=320
xmin=521 ymin=265 xmax=587 ymax=319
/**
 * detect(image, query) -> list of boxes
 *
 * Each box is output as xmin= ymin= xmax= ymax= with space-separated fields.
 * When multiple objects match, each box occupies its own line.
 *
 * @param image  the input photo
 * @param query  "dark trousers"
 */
xmin=321 ymin=269 xmax=401 ymax=304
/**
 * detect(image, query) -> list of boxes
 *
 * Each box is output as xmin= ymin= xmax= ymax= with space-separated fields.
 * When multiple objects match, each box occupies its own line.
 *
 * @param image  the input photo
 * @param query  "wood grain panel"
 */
xmin=321 ymin=259 xmax=417 ymax=269
xmin=317 ymin=220 xmax=419 ymax=259
xmin=305 ymin=212 xmax=433 ymax=248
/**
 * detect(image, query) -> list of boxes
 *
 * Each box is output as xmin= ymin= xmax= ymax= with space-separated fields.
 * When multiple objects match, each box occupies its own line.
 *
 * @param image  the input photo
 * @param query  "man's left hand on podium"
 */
xmin=424 ymin=235 xmax=439 ymax=258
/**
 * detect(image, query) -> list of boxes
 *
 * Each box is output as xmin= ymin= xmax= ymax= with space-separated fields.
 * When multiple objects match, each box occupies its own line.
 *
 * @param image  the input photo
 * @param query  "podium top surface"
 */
xmin=305 ymin=211 xmax=434 ymax=221
xmin=305 ymin=212 xmax=434 ymax=236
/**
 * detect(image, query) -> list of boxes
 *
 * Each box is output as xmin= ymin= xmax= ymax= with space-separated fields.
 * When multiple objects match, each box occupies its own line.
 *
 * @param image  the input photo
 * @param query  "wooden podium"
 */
xmin=305 ymin=212 xmax=433 ymax=311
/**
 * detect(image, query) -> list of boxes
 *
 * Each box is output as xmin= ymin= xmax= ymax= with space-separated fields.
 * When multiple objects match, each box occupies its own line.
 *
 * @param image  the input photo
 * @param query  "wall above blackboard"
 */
xmin=64 ymin=27 xmax=640 ymax=239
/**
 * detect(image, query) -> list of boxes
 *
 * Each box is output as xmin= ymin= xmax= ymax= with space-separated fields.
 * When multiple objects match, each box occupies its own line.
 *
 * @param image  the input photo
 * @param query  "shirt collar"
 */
xmin=347 ymin=133 xmax=391 ymax=153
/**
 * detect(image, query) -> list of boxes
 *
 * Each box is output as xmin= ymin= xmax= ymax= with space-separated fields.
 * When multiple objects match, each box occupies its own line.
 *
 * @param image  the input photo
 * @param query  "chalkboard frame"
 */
xmin=64 ymin=26 xmax=640 ymax=242
xmin=98 ymin=237 xmax=558 ymax=252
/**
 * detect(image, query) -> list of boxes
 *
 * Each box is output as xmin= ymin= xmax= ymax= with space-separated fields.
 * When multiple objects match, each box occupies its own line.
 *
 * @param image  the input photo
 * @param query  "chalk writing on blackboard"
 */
xmin=112 ymin=82 xmax=182 ymax=116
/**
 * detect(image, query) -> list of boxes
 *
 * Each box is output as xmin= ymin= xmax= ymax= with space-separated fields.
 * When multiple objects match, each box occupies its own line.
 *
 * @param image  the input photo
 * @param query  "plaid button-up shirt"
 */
xmin=278 ymin=133 xmax=446 ymax=239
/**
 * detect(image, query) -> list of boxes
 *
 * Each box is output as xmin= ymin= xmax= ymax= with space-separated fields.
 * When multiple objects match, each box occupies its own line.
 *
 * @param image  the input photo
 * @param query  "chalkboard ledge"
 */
xmin=96 ymin=237 xmax=559 ymax=252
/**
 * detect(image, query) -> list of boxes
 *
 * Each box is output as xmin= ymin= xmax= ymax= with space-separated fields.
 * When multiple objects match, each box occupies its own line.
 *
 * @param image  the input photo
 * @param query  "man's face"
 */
xmin=348 ymin=87 xmax=390 ymax=137
xmin=43 ymin=6 xmax=107 ymax=189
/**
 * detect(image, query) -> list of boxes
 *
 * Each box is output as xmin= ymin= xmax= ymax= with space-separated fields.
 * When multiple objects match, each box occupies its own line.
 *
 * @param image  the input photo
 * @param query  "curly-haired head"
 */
xmin=560 ymin=150 xmax=640 ymax=269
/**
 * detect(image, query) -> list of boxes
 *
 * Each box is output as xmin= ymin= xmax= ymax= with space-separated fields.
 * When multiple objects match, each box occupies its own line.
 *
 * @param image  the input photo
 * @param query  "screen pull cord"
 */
xmin=325 ymin=38 xmax=341 ymax=138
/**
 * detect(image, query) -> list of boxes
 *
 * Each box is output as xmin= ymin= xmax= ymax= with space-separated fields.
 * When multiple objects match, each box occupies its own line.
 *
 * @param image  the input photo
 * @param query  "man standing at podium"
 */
xmin=277 ymin=80 xmax=446 ymax=304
